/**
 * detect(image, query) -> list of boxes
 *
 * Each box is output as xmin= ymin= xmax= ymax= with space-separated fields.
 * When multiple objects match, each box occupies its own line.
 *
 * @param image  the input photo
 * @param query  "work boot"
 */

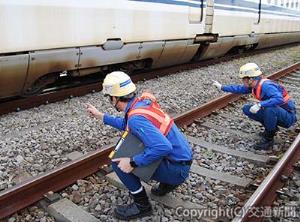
xmin=151 ymin=183 xmax=178 ymax=196
xmin=255 ymin=130 xmax=276 ymax=150
xmin=255 ymin=138 xmax=274 ymax=150
xmin=258 ymin=127 xmax=278 ymax=138
xmin=258 ymin=130 xmax=267 ymax=138
xmin=114 ymin=187 xmax=152 ymax=220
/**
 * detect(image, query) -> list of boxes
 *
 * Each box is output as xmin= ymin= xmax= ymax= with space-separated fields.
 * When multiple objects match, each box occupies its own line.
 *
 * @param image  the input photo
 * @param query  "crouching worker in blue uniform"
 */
xmin=212 ymin=63 xmax=297 ymax=150
xmin=86 ymin=71 xmax=193 ymax=220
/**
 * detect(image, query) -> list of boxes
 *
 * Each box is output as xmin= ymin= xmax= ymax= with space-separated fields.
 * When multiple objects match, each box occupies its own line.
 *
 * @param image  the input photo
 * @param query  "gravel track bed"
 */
xmin=289 ymin=93 xmax=300 ymax=104
xmin=282 ymin=81 xmax=300 ymax=88
xmin=175 ymin=173 xmax=250 ymax=210
xmin=186 ymin=123 xmax=258 ymax=151
xmin=59 ymin=175 xmax=182 ymax=222
xmin=202 ymin=113 xmax=298 ymax=145
xmin=61 ymin=172 xmax=253 ymax=221
xmin=191 ymin=143 xmax=269 ymax=180
xmin=203 ymin=114 xmax=263 ymax=134
xmin=6 ymin=206 xmax=55 ymax=222
xmin=59 ymin=173 xmax=249 ymax=221
xmin=2 ymin=45 xmax=300 ymax=220
xmin=187 ymin=123 xmax=294 ymax=154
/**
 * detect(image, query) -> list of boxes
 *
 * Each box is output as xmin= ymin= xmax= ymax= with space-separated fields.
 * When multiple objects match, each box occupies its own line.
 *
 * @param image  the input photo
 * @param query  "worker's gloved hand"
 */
xmin=212 ymin=80 xmax=222 ymax=90
xmin=86 ymin=103 xmax=104 ymax=120
xmin=250 ymin=103 xmax=261 ymax=114
xmin=112 ymin=157 xmax=134 ymax=173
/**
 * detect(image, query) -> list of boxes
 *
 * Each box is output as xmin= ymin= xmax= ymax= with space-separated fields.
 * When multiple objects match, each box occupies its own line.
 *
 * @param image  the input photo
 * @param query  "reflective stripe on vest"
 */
xmin=252 ymin=78 xmax=290 ymax=103
xmin=126 ymin=92 xmax=174 ymax=135
xmin=140 ymin=92 xmax=156 ymax=102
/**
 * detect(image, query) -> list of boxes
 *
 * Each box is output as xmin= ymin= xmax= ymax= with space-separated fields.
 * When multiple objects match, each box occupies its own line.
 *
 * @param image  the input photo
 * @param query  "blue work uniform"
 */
xmin=104 ymin=97 xmax=193 ymax=192
xmin=221 ymin=80 xmax=297 ymax=131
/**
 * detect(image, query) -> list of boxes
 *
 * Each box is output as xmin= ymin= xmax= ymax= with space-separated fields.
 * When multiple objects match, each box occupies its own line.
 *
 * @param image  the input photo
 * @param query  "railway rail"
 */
xmin=0 ymin=44 xmax=298 ymax=116
xmin=0 ymin=62 xmax=299 ymax=221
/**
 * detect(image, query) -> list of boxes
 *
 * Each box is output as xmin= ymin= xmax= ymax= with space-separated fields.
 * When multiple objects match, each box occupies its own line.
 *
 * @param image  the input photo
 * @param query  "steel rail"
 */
xmin=233 ymin=134 xmax=300 ymax=222
xmin=0 ymin=147 xmax=112 ymax=218
xmin=0 ymin=62 xmax=299 ymax=219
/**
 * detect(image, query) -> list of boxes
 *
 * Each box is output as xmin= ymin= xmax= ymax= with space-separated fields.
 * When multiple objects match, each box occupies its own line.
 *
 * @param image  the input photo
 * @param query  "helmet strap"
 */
xmin=114 ymin=97 xmax=121 ymax=112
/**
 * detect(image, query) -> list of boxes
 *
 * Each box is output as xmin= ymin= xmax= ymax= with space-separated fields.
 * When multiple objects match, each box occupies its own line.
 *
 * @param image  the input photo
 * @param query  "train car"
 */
xmin=200 ymin=0 xmax=300 ymax=59
xmin=0 ymin=0 xmax=299 ymax=99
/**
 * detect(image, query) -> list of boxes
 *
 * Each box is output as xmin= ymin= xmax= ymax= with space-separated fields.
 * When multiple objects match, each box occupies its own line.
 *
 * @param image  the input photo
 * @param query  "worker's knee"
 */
xmin=264 ymin=107 xmax=276 ymax=116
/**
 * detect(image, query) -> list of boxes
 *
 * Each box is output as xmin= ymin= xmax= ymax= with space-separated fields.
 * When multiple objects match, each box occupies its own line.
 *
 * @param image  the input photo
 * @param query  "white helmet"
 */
xmin=239 ymin=63 xmax=262 ymax=78
xmin=102 ymin=71 xmax=136 ymax=97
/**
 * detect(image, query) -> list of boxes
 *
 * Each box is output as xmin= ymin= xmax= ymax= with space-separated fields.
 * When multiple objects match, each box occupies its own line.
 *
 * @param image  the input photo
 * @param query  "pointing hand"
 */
xmin=86 ymin=103 xmax=104 ymax=120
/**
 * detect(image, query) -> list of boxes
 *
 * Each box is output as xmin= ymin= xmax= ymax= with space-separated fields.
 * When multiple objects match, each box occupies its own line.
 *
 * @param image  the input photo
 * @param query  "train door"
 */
xmin=252 ymin=0 xmax=262 ymax=33
xmin=189 ymin=0 xmax=204 ymax=23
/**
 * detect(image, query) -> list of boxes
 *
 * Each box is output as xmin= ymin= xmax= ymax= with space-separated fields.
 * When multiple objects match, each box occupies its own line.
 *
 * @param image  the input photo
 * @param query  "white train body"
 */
xmin=0 ymin=0 xmax=205 ymax=53
xmin=0 ymin=0 xmax=299 ymax=98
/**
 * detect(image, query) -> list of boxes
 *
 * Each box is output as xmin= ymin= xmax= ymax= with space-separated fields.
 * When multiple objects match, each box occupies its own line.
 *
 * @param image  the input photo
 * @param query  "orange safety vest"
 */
xmin=126 ymin=92 xmax=174 ymax=135
xmin=252 ymin=78 xmax=290 ymax=103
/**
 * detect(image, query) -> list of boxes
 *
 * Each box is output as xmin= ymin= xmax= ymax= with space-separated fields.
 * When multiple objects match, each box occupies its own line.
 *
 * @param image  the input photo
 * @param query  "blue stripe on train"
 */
xmin=215 ymin=0 xmax=300 ymax=16
xmin=129 ymin=0 xmax=205 ymax=8
xmin=215 ymin=5 xmax=300 ymax=18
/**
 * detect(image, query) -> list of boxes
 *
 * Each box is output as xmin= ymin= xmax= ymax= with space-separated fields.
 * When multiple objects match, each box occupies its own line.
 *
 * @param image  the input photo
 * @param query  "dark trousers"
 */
xmin=112 ymin=159 xmax=190 ymax=192
xmin=243 ymin=104 xmax=297 ymax=131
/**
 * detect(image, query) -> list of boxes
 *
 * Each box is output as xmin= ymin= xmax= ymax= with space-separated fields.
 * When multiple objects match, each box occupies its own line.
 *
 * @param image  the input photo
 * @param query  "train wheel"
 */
xmin=22 ymin=73 xmax=58 ymax=96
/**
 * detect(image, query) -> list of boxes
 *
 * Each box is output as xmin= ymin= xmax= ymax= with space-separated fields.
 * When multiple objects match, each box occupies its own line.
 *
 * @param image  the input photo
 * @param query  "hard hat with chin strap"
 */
xmin=102 ymin=71 xmax=136 ymax=97
xmin=239 ymin=63 xmax=262 ymax=78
